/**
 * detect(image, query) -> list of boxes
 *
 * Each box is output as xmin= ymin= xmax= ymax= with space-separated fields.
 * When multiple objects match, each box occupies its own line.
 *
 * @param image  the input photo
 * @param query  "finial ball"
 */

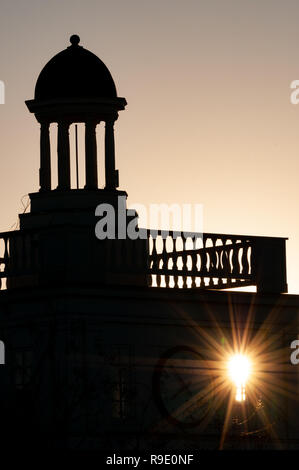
xmin=70 ymin=35 xmax=80 ymax=46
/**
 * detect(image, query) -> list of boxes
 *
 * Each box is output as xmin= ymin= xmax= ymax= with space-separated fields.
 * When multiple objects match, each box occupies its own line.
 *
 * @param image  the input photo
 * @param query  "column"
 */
xmin=105 ymin=119 xmax=118 ymax=189
xmin=85 ymin=121 xmax=98 ymax=189
xmin=57 ymin=121 xmax=71 ymax=190
xmin=40 ymin=121 xmax=51 ymax=191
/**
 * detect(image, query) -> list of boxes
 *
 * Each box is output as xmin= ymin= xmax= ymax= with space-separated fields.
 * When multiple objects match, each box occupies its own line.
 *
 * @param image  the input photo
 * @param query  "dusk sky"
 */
xmin=1 ymin=0 xmax=299 ymax=292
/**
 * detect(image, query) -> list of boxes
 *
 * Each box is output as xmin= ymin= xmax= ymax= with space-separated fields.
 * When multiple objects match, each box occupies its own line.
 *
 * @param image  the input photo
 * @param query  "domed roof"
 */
xmin=34 ymin=35 xmax=117 ymax=100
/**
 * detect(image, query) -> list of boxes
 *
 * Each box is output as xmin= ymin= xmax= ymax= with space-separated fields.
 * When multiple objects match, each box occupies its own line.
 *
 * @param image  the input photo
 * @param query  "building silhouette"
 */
xmin=0 ymin=36 xmax=298 ymax=451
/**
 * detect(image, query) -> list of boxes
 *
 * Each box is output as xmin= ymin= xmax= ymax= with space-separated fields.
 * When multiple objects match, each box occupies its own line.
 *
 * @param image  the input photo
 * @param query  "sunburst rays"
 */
xmin=158 ymin=293 xmax=299 ymax=449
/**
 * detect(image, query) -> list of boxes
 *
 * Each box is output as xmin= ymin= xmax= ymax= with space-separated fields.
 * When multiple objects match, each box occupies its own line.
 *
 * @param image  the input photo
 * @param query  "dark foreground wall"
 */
xmin=0 ymin=286 xmax=298 ymax=451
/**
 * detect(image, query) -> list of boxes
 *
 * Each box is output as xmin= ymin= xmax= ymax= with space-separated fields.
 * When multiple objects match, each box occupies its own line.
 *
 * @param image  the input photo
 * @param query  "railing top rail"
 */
xmin=144 ymin=228 xmax=288 ymax=241
xmin=0 ymin=226 xmax=288 ymax=242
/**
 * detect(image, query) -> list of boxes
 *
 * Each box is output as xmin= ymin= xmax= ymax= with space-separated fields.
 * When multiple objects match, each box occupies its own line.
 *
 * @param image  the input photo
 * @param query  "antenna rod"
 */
xmin=75 ymin=124 xmax=79 ymax=189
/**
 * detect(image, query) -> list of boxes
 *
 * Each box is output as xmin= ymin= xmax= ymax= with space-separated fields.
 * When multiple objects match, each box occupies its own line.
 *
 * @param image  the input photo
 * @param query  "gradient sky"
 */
xmin=1 ymin=0 xmax=299 ymax=292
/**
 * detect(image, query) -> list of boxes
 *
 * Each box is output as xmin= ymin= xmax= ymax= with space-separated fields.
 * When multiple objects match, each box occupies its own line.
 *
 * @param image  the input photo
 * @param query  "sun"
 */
xmin=228 ymin=354 xmax=251 ymax=402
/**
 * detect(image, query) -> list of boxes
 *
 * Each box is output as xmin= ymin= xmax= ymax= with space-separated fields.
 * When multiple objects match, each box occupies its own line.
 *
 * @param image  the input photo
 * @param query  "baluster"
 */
xmin=182 ymin=234 xmax=188 ymax=288
xmin=162 ymin=236 xmax=167 ymax=287
xmin=210 ymin=237 xmax=217 ymax=286
xmin=209 ymin=246 xmax=215 ymax=285
xmin=231 ymin=240 xmax=239 ymax=276
xmin=191 ymin=248 xmax=197 ymax=288
xmin=229 ymin=247 xmax=234 ymax=274
xmin=248 ymin=246 xmax=252 ymax=275
xmin=219 ymin=238 xmax=228 ymax=286
xmin=216 ymin=250 xmax=221 ymax=286
xmin=173 ymin=254 xmax=179 ymax=287
xmin=213 ymin=237 xmax=220 ymax=287
xmin=201 ymin=237 xmax=207 ymax=276
xmin=241 ymin=243 xmax=250 ymax=276
xmin=156 ymin=258 xmax=162 ymax=287
xmin=157 ymin=234 xmax=163 ymax=285
xmin=172 ymin=236 xmax=179 ymax=288
xmin=221 ymin=240 xmax=230 ymax=274
xmin=148 ymin=274 xmax=153 ymax=287
xmin=162 ymin=236 xmax=167 ymax=256
xmin=210 ymin=237 xmax=216 ymax=272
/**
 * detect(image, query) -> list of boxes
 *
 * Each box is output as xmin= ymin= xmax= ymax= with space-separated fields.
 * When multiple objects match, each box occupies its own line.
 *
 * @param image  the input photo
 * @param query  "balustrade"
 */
xmin=0 ymin=228 xmax=287 ymax=294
